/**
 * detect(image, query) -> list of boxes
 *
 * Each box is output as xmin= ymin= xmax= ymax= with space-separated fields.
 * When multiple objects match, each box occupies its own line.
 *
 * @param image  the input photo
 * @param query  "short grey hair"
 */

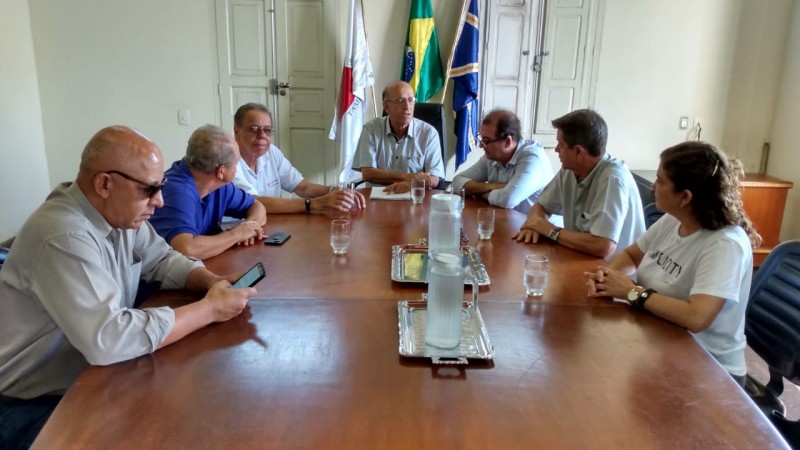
xmin=183 ymin=124 xmax=236 ymax=174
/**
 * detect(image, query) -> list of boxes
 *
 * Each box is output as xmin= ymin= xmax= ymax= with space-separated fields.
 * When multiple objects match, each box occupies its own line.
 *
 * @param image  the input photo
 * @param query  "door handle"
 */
xmin=270 ymin=79 xmax=292 ymax=96
xmin=532 ymin=51 xmax=550 ymax=73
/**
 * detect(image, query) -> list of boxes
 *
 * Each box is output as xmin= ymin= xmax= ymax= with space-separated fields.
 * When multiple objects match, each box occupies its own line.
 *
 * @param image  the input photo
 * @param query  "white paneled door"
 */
xmin=532 ymin=0 xmax=604 ymax=142
xmin=481 ymin=0 xmax=603 ymax=147
xmin=215 ymin=0 xmax=337 ymax=188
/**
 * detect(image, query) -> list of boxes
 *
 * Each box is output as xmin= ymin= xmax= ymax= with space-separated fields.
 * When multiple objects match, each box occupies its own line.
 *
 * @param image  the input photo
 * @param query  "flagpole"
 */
xmin=359 ymin=0 xmax=379 ymax=118
xmin=440 ymin=0 xmax=470 ymax=102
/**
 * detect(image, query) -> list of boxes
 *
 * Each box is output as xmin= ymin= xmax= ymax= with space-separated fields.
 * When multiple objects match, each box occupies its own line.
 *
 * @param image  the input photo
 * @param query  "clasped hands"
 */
xmin=583 ymin=266 xmax=636 ymax=299
xmin=228 ymin=220 xmax=266 ymax=247
xmin=317 ymin=188 xmax=366 ymax=214
xmin=383 ymin=172 xmax=437 ymax=194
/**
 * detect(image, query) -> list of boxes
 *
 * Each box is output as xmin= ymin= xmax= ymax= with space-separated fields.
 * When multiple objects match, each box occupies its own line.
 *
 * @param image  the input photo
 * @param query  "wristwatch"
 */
xmin=547 ymin=228 xmax=561 ymax=242
xmin=305 ymin=197 xmax=311 ymax=214
xmin=626 ymin=286 xmax=656 ymax=309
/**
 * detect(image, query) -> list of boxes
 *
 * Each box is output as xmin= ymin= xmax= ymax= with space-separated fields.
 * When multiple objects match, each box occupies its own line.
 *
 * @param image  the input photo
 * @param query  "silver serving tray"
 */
xmin=390 ymin=244 xmax=490 ymax=286
xmin=397 ymin=299 xmax=494 ymax=364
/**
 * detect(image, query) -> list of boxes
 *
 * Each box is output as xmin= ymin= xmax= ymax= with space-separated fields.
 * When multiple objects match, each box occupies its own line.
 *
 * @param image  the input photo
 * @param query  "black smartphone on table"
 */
xmin=264 ymin=232 xmax=291 ymax=245
xmin=232 ymin=262 xmax=266 ymax=288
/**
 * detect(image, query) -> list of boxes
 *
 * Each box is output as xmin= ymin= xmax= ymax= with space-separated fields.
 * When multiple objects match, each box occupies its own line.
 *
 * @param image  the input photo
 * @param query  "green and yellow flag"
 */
xmin=401 ymin=0 xmax=445 ymax=102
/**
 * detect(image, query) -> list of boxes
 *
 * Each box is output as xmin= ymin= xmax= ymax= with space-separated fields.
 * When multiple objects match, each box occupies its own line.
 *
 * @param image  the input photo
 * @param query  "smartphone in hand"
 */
xmin=231 ymin=262 xmax=266 ymax=288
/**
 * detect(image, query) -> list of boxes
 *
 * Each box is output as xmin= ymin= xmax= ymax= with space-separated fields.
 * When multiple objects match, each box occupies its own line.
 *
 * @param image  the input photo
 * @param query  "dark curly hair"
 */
xmin=660 ymin=141 xmax=761 ymax=246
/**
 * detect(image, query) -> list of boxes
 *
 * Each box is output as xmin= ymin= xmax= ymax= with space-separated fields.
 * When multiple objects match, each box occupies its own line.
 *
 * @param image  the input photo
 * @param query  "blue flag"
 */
xmin=449 ymin=0 xmax=479 ymax=169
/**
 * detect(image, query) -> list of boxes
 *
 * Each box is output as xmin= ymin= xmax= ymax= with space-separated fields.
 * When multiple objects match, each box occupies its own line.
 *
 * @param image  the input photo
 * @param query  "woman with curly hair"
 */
xmin=585 ymin=141 xmax=760 ymax=384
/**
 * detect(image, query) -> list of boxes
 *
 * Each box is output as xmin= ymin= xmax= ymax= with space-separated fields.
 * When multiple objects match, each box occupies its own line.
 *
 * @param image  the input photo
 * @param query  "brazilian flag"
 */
xmin=402 ymin=0 xmax=445 ymax=102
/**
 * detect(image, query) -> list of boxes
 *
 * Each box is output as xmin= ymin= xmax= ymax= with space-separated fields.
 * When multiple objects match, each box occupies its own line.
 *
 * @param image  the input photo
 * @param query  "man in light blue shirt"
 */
xmin=452 ymin=110 xmax=552 ymax=214
xmin=352 ymin=81 xmax=445 ymax=193
xmin=514 ymin=109 xmax=645 ymax=258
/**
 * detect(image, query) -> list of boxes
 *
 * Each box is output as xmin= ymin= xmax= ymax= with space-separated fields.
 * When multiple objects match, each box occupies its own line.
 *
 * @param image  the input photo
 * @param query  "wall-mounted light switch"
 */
xmin=679 ymin=116 xmax=689 ymax=130
xmin=178 ymin=110 xmax=191 ymax=125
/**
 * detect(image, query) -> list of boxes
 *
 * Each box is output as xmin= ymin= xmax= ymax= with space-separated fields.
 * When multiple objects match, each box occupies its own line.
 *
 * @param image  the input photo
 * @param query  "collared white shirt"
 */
xmin=234 ymin=144 xmax=304 ymax=197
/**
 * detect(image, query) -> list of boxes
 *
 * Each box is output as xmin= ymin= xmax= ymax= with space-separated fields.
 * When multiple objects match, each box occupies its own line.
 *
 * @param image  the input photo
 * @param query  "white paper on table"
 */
xmin=369 ymin=188 xmax=411 ymax=201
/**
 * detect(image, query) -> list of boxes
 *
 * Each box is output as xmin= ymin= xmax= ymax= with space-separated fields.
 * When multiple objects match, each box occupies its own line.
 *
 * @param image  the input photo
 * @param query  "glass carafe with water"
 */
xmin=426 ymin=251 xmax=464 ymax=349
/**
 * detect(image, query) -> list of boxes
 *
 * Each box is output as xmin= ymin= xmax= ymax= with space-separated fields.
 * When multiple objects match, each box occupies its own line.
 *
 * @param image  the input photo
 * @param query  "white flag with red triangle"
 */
xmin=329 ymin=0 xmax=374 ymax=183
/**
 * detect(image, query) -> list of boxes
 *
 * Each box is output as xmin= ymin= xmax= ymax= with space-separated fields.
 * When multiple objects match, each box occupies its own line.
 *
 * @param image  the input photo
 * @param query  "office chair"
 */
xmin=643 ymin=203 xmax=665 ymax=229
xmin=356 ymin=103 xmax=448 ymax=188
xmin=743 ymin=239 xmax=800 ymax=446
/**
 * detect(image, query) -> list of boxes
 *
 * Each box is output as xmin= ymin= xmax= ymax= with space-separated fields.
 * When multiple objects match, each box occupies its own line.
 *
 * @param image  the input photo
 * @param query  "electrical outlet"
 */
xmin=679 ymin=116 xmax=689 ymax=130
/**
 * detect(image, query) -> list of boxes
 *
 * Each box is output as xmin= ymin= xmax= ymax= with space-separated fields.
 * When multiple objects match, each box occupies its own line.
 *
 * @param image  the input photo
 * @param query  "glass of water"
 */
xmin=330 ymin=219 xmax=350 ymax=255
xmin=524 ymin=254 xmax=549 ymax=297
xmin=477 ymin=208 xmax=495 ymax=240
xmin=411 ymin=178 xmax=426 ymax=204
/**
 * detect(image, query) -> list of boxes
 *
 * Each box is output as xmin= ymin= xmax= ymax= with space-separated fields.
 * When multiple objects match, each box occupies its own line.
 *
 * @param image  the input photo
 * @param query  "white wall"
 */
xmin=595 ymin=0 xmax=742 ymax=172
xmin=722 ymin=0 xmax=794 ymax=171
xmin=5 ymin=0 xmax=798 ymax=242
xmin=0 ymin=0 xmax=51 ymax=241
xmin=769 ymin=1 xmax=800 ymax=241
xmin=28 ymin=0 xmax=220 ymax=186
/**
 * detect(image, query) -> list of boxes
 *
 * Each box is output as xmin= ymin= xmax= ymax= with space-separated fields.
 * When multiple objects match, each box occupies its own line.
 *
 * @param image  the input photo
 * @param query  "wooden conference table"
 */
xmin=33 ymin=190 xmax=787 ymax=449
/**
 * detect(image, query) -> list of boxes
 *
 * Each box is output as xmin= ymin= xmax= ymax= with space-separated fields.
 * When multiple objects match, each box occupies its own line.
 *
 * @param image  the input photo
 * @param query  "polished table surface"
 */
xmin=201 ymin=191 xmax=606 ymax=304
xmin=33 ymin=190 xmax=787 ymax=449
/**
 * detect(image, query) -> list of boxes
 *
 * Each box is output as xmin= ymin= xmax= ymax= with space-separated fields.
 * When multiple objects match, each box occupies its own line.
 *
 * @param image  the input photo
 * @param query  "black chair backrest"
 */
xmin=383 ymin=102 xmax=447 ymax=164
xmin=0 ymin=247 xmax=8 ymax=271
xmin=643 ymin=203 xmax=665 ymax=229
xmin=746 ymin=240 xmax=800 ymax=385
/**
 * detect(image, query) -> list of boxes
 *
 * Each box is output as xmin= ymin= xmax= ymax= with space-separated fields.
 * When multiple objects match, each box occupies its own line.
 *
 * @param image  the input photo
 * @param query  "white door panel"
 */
xmin=482 ymin=0 xmax=603 ymax=146
xmin=482 ymin=1 xmax=536 ymax=135
xmin=532 ymin=0 xmax=604 ymax=142
xmin=216 ymin=0 xmax=335 ymax=191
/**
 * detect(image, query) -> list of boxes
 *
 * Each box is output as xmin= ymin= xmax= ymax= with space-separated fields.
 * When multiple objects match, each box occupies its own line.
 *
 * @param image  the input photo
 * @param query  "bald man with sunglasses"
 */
xmin=0 ymin=126 xmax=256 ymax=448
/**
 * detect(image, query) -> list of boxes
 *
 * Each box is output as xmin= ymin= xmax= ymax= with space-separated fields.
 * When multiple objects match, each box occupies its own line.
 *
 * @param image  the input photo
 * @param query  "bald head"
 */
xmin=78 ymin=126 xmax=163 ymax=183
xmin=382 ymin=81 xmax=413 ymax=102
xmin=482 ymin=109 xmax=522 ymax=143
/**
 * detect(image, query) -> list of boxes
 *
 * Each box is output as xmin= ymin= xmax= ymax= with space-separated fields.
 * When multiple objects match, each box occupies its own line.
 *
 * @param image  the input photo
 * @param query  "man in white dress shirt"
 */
xmin=232 ymin=103 xmax=365 ymax=214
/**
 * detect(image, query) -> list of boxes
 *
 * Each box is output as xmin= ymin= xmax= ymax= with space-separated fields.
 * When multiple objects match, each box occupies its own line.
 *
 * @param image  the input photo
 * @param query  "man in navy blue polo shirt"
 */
xmin=150 ymin=125 xmax=266 ymax=259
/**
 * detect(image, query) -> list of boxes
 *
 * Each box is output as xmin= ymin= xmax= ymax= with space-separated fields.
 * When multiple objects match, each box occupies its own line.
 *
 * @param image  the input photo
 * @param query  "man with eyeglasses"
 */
xmin=451 ymin=109 xmax=552 ymax=214
xmin=352 ymin=81 xmax=445 ymax=193
xmin=512 ymin=109 xmax=645 ymax=258
xmin=149 ymin=124 xmax=267 ymax=260
xmin=0 ymin=126 xmax=256 ymax=448
xmin=232 ymin=103 xmax=365 ymax=214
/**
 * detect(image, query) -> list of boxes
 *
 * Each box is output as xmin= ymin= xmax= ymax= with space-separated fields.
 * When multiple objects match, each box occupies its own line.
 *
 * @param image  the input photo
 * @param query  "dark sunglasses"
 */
xmin=105 ymin=170 xmax=167 ymax=198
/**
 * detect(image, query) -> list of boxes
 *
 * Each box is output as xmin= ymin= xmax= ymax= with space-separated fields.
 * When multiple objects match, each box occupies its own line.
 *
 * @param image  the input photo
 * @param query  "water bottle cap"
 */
xmin=431 ymin=194 xmax=460 ymax=213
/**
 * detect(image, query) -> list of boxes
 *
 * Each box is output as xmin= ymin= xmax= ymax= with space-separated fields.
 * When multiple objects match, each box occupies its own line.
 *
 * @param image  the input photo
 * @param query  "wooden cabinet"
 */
xmin=632 ymin=170 xmax=793 ymax=267
xmin=741 ymin=174 xmax=793 ymax=266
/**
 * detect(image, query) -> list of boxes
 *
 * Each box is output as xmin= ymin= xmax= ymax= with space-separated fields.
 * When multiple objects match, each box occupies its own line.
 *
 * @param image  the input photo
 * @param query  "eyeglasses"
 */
xmin=385 ymin=97 xmax=415 ymax=105
xmin=105 ymin=170 xmax=167 ymax=198
xmin=477 ymin=134 xmax=505 ymax=147
xmin=245 ymin=125 xmax=273 ymax=136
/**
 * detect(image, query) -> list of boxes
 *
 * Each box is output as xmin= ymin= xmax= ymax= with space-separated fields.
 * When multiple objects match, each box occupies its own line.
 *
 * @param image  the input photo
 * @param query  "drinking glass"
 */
xmin=524 ymin=254 xmax=549 ymax=297
xmin=477 ymin=208 xmax=495 ymax=240
xmin=411 ymin=178 xmax=426 ymax=204
xmin=458 ymin=187 xmax=466 ymax=212
xmin=330 ymin=219 xmax=350 ymax=255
